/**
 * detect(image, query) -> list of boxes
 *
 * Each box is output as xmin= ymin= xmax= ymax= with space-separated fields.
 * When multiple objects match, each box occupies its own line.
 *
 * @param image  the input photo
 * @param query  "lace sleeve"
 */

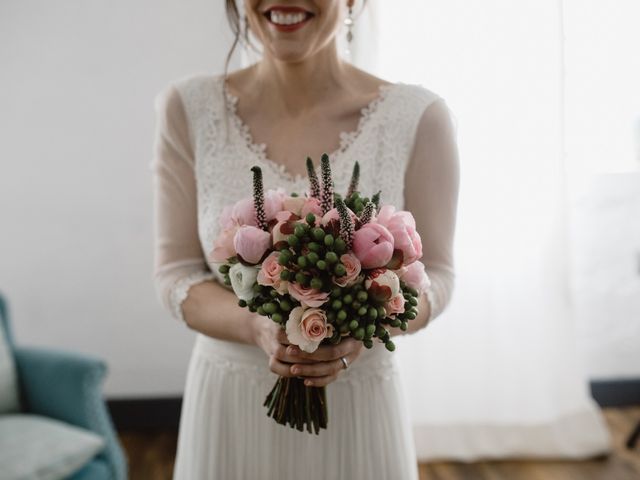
xmin=150 ymin=83 xmax=215 ymax=322
xmin=404 ymin=97 xmax=460 ymax=324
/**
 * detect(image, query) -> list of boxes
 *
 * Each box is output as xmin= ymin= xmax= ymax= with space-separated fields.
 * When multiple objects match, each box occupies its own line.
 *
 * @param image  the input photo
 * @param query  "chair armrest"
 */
xmin=14 ymin=347 xmax=127 ymax=480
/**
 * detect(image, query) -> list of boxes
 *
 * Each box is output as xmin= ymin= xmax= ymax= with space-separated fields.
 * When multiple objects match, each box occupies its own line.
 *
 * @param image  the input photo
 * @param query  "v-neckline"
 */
xmin=219 ymin=76 xmax=399 ymax=185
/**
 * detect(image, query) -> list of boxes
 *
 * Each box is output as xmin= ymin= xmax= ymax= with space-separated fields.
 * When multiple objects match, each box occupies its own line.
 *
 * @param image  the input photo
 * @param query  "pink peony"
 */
xmin=233 ymin=225 xmax=271 ymax=264
xmin=218 ymin=204 xmax=235 ymax=230
xmin=384 ymin=292 xmax=406 ymax=317
xmin=264 ymin=188 xmax=287 ymax=220
xmin=230 ymin=188 xmax=286 ymax=227
xmin=334 ymin=253 xmax=362 ymax=287
xmin=209 ymin=225 xmax=238 ymax=263
xmin=397 ymin=261 xmax=431 ymax=295
xmin=365 ymin=268 xmax=400 ymax=302
xmin=257 ymin=251 xmax=287 ymax=294
xmin=286 ymin=306 xmax=334 ymax=353
xmin=230 ymin=197 xmax=257 ymax=227
xmin=287 ymin=282 xmax=330 ymax=308
xmin=375 ymin=205 xmax=422 ymax=268
xmin=352 ymin=223 xmax=394 ymax=269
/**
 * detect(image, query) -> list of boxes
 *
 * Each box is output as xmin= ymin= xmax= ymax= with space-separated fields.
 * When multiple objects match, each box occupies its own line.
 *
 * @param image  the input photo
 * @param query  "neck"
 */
xmin=252 ymin=40 xmax=350 ymax=112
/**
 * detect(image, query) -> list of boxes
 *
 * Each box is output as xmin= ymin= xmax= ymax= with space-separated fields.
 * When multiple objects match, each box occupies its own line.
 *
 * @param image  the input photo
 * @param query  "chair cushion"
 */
xmin=0 ymin=414 xmax=105 ymax=480
xmin=0 ymin=325 xmax=19 ymax=413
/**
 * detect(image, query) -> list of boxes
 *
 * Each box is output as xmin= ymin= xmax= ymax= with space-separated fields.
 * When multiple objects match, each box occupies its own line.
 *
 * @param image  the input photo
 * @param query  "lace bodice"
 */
xmin=151 ymin=72 xmax=457 ymax=325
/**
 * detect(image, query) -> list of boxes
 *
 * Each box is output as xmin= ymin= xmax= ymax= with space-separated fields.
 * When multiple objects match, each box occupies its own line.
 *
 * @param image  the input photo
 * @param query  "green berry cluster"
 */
xmin=277 ymin=212 xmax=349 ymax=290
xmin=341 ymin=190 xmax=381 ymax=217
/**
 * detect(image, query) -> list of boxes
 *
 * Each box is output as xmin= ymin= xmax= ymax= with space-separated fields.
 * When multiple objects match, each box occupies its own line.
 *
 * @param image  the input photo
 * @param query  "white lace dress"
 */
xmin=151 ymin=72 xmax=449 ymax=480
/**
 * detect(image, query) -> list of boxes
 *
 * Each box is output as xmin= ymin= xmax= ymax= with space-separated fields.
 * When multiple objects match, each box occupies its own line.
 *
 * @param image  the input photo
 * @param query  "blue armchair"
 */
xmin=0 ymin=292 xmax=127 ymax=480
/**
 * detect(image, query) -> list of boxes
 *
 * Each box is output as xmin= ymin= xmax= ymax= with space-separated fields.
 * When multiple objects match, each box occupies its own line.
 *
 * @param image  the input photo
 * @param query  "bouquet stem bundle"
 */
xmin=264 ymin=377 xmax=327 ymax=434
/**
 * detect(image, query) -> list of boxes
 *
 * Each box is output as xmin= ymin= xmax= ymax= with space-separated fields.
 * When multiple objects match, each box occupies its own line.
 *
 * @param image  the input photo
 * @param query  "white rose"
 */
xmin=228 ymin=262 xmax=259 ymax=301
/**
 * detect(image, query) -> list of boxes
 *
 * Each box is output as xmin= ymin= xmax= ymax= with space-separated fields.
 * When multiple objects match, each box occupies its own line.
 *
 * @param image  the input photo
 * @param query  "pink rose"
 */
xmin=375 ymin=205 xmax=422 ymax=268
xmin=286 ymin=306 xmax=334 ymax=353
xmin=209 ymin=225 xmax=239 ymax=263
xmin=233 ymin=225 xmax=271 ymax=264
xmin=334 ymin=253 xmax=362 ymax=287
xmin=352 ymin=223 xmax=394 ymax=269
xmin=257 ymin=251 xmax=287 ymax=294
xmin=365 ymin=268 xmax=400 ymax=302
xmin=384 ymin=293 xmax=405 ymax=317
xmin=287 ymin=282 xmax=330 ymax=308
xmin=397 ymin=261 xmax=431 ymax=295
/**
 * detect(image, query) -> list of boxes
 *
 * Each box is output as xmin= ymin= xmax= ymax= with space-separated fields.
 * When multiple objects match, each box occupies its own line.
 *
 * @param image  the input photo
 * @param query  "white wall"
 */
xmin=0 ymin=0 xmax=238 ymax=397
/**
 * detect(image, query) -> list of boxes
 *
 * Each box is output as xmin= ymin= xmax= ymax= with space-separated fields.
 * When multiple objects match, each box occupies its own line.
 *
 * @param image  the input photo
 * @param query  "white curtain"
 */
xmin=239 ymin=0 xmax=613 ymax=461
xmin=363 ymin=0 xmax=612 ymax=460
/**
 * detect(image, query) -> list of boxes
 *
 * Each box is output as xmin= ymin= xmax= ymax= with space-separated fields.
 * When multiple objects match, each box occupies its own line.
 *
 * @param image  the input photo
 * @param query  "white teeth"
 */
xmin=269 ymin=11 xmax=307 ymax=25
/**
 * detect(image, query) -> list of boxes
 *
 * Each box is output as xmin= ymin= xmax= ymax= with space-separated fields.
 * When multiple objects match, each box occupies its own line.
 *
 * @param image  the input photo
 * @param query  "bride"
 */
xmin=151 ymin=0 xmax=459 ymax=478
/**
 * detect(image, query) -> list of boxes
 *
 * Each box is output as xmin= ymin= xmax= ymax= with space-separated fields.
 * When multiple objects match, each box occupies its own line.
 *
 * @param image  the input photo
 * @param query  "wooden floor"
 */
xmin=118 ymin=406 xmax=640 ymax=480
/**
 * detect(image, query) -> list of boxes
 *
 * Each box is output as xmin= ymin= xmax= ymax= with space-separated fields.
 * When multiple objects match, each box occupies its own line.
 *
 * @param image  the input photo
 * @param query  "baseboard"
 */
xmin=590 ymin=379 xmax=640 ymax=407
xmin=108 ymin=397 xmax=182 ymax=430
xmin=107 ymin=379 xmax=640 ymax=430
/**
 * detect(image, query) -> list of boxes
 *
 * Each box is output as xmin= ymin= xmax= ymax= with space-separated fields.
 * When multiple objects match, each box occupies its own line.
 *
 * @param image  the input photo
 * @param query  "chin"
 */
xmin=266 ymin=44 xmax=312 ymax=63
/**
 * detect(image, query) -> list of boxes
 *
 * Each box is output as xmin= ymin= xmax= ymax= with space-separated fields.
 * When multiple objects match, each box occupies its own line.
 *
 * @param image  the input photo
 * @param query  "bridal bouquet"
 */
xmin=208 ymin=153 xmax=430 ymax=434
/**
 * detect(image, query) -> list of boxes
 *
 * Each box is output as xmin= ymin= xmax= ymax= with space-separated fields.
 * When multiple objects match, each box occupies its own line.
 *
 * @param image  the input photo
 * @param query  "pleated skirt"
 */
xmin=173 ymin=333 xmax=419 ymax=480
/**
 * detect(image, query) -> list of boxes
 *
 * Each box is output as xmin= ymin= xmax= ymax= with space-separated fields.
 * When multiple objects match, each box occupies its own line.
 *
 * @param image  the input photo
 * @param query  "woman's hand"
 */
xmin=286 ymin=337 xmax=364 ymax=387
xmin=252 ymin=316 xmax=316 ymax=378
xmin=252 ymin=316 xmax=364 ymax=387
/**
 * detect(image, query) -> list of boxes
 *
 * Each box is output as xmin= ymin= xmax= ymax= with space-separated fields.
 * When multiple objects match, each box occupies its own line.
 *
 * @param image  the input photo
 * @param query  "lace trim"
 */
xmin=170 ymin=270 xmax=216 ymax=322
xmin=219 ymin=77 xmax=400 ymax=185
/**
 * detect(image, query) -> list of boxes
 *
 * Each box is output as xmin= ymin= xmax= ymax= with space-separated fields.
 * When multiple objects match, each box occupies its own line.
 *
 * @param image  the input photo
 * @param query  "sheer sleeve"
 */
xmin=404 ymin=97 xmax=460 ymax=325
xmin=150 ymin=84 xmax=215 ymax=322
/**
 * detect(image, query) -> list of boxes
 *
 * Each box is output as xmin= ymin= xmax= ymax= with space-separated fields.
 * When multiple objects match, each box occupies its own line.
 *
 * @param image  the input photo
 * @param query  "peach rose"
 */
xmin=384 ymin=292 xmax=405 ymax=317
xmin=333 ymin=253 xmax=362 ymax=287
xmin=287 ymin=282 xmax=330 ymax=308
xmin=286 ymin=306 xmax=334 ymax=353
xmin=257 ymin=251 xmax=288 ymax=294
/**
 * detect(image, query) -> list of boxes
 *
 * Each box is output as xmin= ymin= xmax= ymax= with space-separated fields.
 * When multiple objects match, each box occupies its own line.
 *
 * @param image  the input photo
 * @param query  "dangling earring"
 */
xmin=344 ymin=2 xmax=354 ymax=60
xmin=243 ymin=14 xmax=249 ymax=46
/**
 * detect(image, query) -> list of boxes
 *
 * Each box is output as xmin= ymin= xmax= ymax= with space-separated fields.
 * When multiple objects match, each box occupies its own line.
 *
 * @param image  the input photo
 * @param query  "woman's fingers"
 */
xmin=288 ymin=339 xmax=356 ymax=362
xmin=271 ymin=343 xmax=315 ymax=364
xmin=275 ymin=328 xmax=290 ymax=345
xmin=303 ymin=375 xmax=338 ymax=387
xmin=268 ymin=356 xmax=296 ymax=377
xmin=289 ymin=349 xmax=359 ymax=378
